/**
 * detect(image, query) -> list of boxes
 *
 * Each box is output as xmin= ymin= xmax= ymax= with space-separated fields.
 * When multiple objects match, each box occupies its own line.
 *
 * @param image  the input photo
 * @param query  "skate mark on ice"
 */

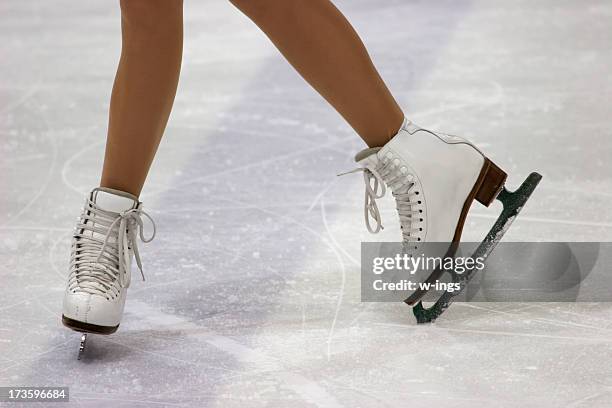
xmin=98 ymin=335 xmax=238 ymax=374
xmin=129 ymin=277 xmax=197 ymax=296
xmin=373 ymin=322 xmax=612 ymax=343
xmin=300 ymin=295 xmax=308 ymax=342
xmin=457 ymin=303 xmax=608 ymax=332
xmin=525 ymin=304 xmax=612 ymax=331
xmin=320 ymin=198 xmax=347 ymax=362
xmin=5 ymin=153 xmax=48 ymax=163
xmin=206 ymin=174 xmax=359 ymax=361
xmin=307 ymin=178 xmax=339 ymax=213
xmin=529 ymin=315 xmax=610 ymax=332
xmin=0 ymin=340 xmax=73 ymax=374
xmin=448 ymin=303 xmax=542 ymax=324
xmin=61 ymin=138 xmax=105 ymax=195
xmin=0 ymin=299 xmax=27 ymax=312
xmin=539 ymin=183 xmax=612 ymax=198
xmin=313 ymin=189 xmax=376 ymax=330
xmin=469 ymin=212 xmax=612 ymax=229
xmin=305 ymin=375 xmax=401 ymax=407
xmin=0 ymin=226 xmax=69 ymax=232
xmin=158 ymin=202 xmax=314 ymax=214
xmin=210 ymin=193 xmax=351 ymax=363
xmin=3 ymin=112 xmax=58 ymax=227
xmin=0 ymin=80 xmax=41 ymax=116
xmin=48 ymin=228 xmax=72 ymax=280
xmin=173 ymin=121 xmax=339 ymax=153
xmin=312 ymin=203 xmax=360 ymax=268
xmin=346 ymin=303 xmax=377 ymax=329
xmin=143 ymin=134 xmax=354 ymax=199
xmin=70 ymin=395 xmax=186 ymax=407
xmin=129 ymin=300 xmax=344 ymax=408
xmin=409 ymin=80 xmax=505 ymax=125
xmin=565 ymin=392 xmax=607 ymax=408
xmin=317 ymin=373 xmax=520 ymax=407
xmin=307 ymin=171 xmax=377 ymax=330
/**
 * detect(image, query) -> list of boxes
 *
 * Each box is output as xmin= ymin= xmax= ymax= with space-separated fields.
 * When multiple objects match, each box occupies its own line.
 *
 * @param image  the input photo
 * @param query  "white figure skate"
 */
xmin=61 ymin=187 xmax=155 ymax=358
xmin=348 ymin=119 xmax=541 ymax=323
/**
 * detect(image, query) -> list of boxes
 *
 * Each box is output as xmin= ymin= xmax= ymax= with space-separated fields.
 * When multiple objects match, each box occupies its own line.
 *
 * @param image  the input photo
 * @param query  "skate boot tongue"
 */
xmin=87 ymin=188 xmax=139 ymax=247
xmin=354 ymin=147 xmax=381 ymax=166
xmin=92 ymin=187 xmax=138 ymax=213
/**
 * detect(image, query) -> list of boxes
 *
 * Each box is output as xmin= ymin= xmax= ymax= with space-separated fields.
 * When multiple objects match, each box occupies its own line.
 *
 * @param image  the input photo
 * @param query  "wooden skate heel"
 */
xmin=475 ymin=159 xmax=507 ymax=207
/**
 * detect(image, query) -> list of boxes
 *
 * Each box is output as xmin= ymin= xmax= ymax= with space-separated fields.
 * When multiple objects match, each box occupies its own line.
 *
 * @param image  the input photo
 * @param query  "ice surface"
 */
xmin=1 ymin=0 xmax=612 ymax=407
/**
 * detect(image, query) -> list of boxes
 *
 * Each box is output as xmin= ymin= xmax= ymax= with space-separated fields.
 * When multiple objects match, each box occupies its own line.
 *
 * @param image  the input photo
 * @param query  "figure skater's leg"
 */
xmin=62 ymin=0 xmax=183 ymax=352
xmin=229 ymin=0 xmax=403 ymax=147
xmin=101 ymin=0 xmax=183 ymax=196
xmin=230 ymin=0 xmax=543 ymax=325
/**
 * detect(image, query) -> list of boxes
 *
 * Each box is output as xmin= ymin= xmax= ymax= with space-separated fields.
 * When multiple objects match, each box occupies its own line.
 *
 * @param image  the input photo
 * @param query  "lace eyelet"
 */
xmin=418 ymin=201 xmax=422 ymax=204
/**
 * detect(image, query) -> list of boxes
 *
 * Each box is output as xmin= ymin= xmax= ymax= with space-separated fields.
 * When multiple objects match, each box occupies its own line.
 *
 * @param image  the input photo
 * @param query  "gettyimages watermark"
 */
xmin=361 ymin=242 xmax=611 ymax=302
xmin=371 ymin=252 xmax=485 ymax=294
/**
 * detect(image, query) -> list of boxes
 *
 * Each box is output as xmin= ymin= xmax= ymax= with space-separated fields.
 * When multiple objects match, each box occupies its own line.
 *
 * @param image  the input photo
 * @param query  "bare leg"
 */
xmin=230 ymin=0 xmax=404 ymax=147
xmin=100 ymin=0 xmax=183 ymax=196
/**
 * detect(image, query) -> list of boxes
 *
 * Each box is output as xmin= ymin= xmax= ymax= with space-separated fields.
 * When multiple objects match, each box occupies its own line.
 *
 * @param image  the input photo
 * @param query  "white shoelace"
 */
xmin=341 ymin=158 xmax=422 ymax=242
xmin=67 ymin=198 xmax=156 ymax=299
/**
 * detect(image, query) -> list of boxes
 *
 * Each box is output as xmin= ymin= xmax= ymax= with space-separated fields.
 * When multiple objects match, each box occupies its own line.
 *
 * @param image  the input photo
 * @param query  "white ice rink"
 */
xmin=2 ymin=0 xmax=612 ymax=406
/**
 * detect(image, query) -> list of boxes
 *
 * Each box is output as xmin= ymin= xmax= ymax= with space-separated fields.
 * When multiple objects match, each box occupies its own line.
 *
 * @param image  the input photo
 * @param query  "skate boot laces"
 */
xmin=68 ymin=198 xmax=156 ymax=299
xmin=341 ymin=155 xmax=423 ymax=242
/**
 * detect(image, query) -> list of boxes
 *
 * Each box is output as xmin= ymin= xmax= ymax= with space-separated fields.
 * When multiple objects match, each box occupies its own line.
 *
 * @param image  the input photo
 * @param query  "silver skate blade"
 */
xmin=412 ymin=172 xmax=543 ymax=324
xmin=77 ymin=333 xmax=87 ymax=360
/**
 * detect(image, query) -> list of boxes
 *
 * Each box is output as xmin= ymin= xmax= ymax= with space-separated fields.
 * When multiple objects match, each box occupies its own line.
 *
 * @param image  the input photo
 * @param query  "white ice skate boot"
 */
xmin=347 ymin=118 xmax=541 ymax=322
xmin=62 ymin=187 xmax=155 ymax=356
xmin=353 ymin=119 xmax=505 ymax=245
